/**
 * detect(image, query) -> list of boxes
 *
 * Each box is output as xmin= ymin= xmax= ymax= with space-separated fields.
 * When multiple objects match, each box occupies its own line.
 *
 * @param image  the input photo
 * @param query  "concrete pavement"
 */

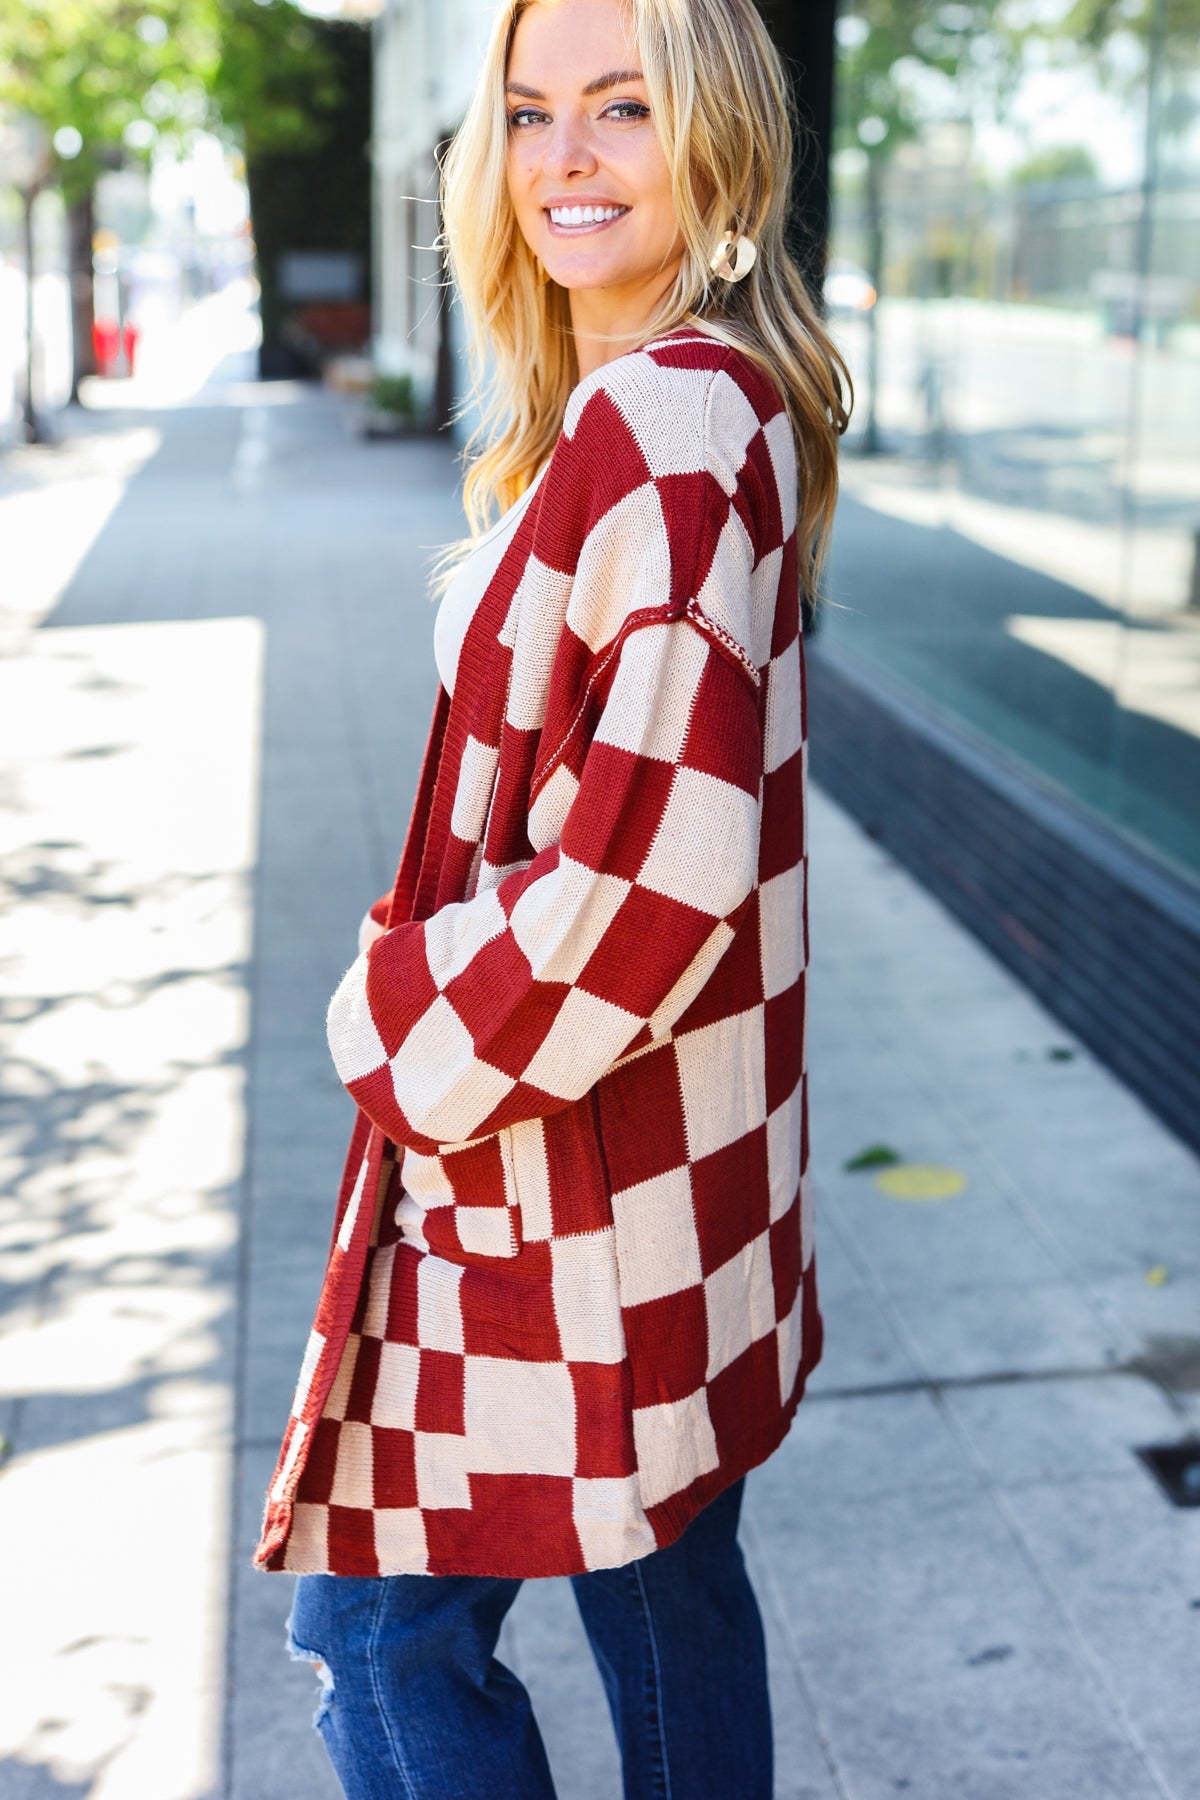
xmin=1 ymin=315 xmax=1198 ymax=1798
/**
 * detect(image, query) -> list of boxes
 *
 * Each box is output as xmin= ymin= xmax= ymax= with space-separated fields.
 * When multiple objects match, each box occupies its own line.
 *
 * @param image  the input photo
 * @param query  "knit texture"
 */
xmin=255 ymin=331 xmax=821 ymax=1579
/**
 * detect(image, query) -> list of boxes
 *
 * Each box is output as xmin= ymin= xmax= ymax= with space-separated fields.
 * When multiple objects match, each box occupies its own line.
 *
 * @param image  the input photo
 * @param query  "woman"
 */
xmin=258 ymin=0 xmax=849 ymax=1792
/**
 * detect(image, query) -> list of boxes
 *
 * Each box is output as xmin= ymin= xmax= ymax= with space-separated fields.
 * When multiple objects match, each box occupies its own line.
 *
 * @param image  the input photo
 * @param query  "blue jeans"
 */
xmin=287 ymin=1478 xmax=771 ymax=1800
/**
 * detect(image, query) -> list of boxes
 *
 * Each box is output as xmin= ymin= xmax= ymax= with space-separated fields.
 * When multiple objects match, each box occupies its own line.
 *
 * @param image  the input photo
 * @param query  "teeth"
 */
xmin=549 ymin=204 xmax=626 ymax=226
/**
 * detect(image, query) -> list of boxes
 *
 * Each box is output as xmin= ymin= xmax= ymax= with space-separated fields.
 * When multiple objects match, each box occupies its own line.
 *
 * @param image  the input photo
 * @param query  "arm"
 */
xmin=327 ymin=615 xmax=761 ymax=1151
xmin=358 ymin=896 xmax=390 ymax=955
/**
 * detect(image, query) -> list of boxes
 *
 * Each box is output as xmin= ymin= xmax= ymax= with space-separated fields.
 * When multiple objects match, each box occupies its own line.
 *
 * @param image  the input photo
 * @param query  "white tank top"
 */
xmin=434 ymin=465 xmax=548 ymax=698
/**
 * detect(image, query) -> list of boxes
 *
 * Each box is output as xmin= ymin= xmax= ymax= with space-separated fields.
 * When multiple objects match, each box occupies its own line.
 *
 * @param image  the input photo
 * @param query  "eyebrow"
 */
xmin=505 ymin=68 xmax=645 ymax=100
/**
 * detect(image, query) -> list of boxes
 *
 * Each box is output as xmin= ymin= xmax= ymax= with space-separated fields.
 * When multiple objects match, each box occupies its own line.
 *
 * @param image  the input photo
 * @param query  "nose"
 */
xmin=541 ymin=109 xmax=599 ymax=183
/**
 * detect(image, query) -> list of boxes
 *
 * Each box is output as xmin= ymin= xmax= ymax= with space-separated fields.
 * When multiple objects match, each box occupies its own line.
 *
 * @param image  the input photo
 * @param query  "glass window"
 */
xmin=827 ymin=0 xmax=1200 ymax=886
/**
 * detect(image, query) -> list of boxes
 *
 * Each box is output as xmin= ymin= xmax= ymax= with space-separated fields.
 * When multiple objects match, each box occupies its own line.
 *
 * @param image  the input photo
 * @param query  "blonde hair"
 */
xmin=437 ymin=0 xmax=851 ymax=592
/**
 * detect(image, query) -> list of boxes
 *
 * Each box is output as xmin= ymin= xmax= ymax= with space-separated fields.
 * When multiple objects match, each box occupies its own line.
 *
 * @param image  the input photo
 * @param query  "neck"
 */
xmin=567 ymin=261 xmax=685 ymax=380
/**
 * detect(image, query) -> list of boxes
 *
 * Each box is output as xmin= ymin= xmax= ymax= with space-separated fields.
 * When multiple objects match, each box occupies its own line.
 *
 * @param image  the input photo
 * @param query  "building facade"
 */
xmin=371 ymin=0 xmax=499 ymax=425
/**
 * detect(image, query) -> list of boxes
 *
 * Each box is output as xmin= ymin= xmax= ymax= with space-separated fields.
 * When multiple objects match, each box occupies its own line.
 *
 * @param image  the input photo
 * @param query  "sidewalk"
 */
xmin=1 ymin=343 xmax=1198 ymax=1799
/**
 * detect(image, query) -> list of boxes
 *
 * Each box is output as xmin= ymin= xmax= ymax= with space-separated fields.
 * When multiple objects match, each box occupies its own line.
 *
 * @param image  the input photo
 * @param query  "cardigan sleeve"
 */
xmin=325 ymin=352 xmax=776 ymax=1153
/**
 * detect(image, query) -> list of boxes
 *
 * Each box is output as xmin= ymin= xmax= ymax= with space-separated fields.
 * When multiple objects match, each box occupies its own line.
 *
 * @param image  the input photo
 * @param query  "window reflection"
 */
xmin=827 ymin=0 xmax=1200 ymax=883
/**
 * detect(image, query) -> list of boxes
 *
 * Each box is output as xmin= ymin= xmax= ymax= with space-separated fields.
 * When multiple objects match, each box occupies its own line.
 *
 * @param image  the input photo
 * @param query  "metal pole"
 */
xmin=21 ymin=183 xmax=40 ymax=443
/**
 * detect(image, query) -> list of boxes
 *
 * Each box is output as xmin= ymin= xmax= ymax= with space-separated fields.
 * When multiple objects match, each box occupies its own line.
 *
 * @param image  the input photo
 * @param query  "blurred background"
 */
xmin=2 ymin=3 xmax=1199 ymax=1797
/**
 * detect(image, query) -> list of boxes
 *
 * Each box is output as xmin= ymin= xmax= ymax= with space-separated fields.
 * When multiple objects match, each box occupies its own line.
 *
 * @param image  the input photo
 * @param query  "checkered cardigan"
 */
xmin=255 ymin=330 xmax=822 ymax=1579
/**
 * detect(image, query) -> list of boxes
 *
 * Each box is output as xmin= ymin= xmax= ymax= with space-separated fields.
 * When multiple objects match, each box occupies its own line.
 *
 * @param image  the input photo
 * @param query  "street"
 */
xmin=2 ymin=302 xmax=1199 ymax=1799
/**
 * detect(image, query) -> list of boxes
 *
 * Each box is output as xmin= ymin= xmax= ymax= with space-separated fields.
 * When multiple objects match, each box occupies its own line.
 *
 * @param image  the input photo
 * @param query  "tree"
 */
xmin=0 ymin=1 xmax=221 ymax=397
xmin=0 ymin=0 xmax=345 ymax=402
xmin=1051 ymin=0 xmax=1200 ymax=48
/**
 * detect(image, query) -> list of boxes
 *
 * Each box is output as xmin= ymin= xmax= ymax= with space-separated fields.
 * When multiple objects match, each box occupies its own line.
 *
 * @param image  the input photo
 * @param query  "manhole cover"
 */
xmin=1135 ymin=1442 xmax=1200 ymax=1508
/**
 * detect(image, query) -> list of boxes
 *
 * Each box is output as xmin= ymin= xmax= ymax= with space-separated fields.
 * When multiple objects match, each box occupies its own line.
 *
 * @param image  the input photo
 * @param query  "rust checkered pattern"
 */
xmin=255 ymin=333 xmax=822 ymax=1579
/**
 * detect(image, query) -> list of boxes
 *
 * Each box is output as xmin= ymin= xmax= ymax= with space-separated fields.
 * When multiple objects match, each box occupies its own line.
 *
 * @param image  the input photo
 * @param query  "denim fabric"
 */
xmin=287 ymin=1478 xmax=772 ymax=1800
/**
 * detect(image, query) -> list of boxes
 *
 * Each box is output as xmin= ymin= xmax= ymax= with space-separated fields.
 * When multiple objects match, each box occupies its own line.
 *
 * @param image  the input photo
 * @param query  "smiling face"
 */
xmin=505 ymin=0 xmax=686 ymax=341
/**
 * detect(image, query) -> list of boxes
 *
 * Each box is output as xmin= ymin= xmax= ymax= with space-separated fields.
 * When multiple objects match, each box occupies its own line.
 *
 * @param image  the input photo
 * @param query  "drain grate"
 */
xmin=1136 ymin=1442 xmax=1200 ymax=1508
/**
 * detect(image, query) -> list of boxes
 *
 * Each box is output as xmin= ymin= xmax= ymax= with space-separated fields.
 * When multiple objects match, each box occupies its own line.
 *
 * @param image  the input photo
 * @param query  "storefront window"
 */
xmin=827 ymin=0 xmax=1200 ymax=885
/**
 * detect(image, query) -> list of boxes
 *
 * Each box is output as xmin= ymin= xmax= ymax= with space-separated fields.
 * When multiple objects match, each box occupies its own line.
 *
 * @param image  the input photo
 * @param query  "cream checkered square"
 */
xmin=456 ymin=1204 xmax=517 ymax=1258
xmin=703 ymin=1231 xmax=777 ymax=1381
xmin=638 ymin=767 xmax=759 ymax=919
xmin=633 ymin=1389 xmax=720 ymax=1510
xmin=694 ymin=509 xmax=756 ymax=671
xmin=374 ymin=1508 xmax=429 ymax=1572
xmin=777 ymin=1291 xmax=804 ymax=1403
xmin=292 ymin=1327 xmax=326 ymax=1418
xmin=362 ymin=1242 xmax=397 ymax=1339
xmin=747 ymin=544 xmax=783 ymax=670
xmin=508 ymin=1119 xmax=553 ymax=1241
xmin=767 ymin=1088 xmax=803 ymax=1223
xmin=763 ymin=409 xmax=798 ymax=541
xmin=572 ymin=1476 xmax=657 ymax=1566
xmin=336 ymin=1155 xmax=370 ymax=1253
xmin=611 ymin=1165 xmax=703 ymax=1306
xmin=284 ymin=1501 xmax=329 ymax=1572
xmin=550 ymin=1228 xmax=625 ymax=1363
xmin=675 ymin=1005 xmax=767 ymax=1160
xmin=327 ymin=957 xmax=387 ymax=1085
xmin=704 ymin=367 xmax=766 ymax=494
xmin=415 ymin=1432 xmax=471 ymax=1510
xmin=568 ymin=483 xmax=671 ymax=654
xmin=758 ymin=864 xmax=805 ymax=1001
xmin=529 ymin=761 xmax=582 ymax=853
xmin=509 ymin=857 xmax=631 ymax=983
xmin=450 ymin=733 xmax=501 ymax=843
xmin=324 ymin=1333 xmax=360 ymax=1421
xmin=462 ymin=1357 xmax=577 ymax=1475
xmin=506 ymin=558 xmax=576 ymax=731
xmin=593 ymin=622 xmax=708 ymax=763
xmin=423 ymin=888 xmax=508 ymax=989
xmin=330 ymin=1421 xmax=374 ymax=1508
xmin=390 ymin=996 xmax=516 ymax=1141
xmin=521 ymin=986 xmax=640 ymax=1101
xmin=417 ymin=1253 xmax=464 ymax=1354
xmin=370 ymin=1339 xmax=421 ymax=1430
xmin=612 ymin=363 xmax=718 ymax=476
xmin=764 ymin=638 xmax=803 ymax=775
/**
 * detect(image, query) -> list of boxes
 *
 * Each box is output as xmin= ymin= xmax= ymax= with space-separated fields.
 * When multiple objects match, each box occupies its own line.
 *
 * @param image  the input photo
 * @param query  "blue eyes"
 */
xmin=507 ymin=100 xmax=650 ymax=131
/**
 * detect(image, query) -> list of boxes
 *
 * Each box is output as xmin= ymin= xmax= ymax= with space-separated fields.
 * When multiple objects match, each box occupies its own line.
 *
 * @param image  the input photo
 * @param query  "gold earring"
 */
xmin=710 ymin=230 xmax=757 ymax=283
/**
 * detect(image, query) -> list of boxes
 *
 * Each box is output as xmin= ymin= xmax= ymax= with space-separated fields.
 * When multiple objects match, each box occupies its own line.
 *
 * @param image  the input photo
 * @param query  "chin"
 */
xmin=544 ymin=256 xmax=645 ymax=292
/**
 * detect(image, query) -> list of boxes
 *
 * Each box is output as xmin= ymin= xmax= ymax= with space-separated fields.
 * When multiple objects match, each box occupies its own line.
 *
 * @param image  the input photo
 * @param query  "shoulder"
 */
xmin=563 ymin=331 xmax=788 ymax=477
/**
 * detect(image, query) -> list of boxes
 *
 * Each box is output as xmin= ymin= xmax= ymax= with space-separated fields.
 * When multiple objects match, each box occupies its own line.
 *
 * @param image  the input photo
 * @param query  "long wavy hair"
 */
xmin=437 ymin=0 xmax=851 ymax=592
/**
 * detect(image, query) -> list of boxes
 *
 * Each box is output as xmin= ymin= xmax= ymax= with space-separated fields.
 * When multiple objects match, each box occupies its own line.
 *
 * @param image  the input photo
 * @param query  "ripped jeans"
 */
xmin=286 ymin=1478 xmax=771 ymax=1800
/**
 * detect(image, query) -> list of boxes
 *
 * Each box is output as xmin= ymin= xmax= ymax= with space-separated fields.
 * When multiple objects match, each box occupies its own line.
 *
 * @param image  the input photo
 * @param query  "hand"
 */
xmin=358 ymin=910 xmax=387 ymax=955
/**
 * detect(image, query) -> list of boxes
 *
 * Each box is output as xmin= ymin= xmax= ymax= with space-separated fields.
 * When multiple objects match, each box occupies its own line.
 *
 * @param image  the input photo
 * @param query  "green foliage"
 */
xmin=208 ymin=0 xmax=345 ymax=163
xmin=1011 ymin=144 xmax=1100 ymax=185
xmin=843 ymin=1143 xmax=903 ymax=1171
xmin=372 ymin=373 xmax=416 ymax=418
xmin=0 ymin=0 xmax=347 ymax=202
xmin=1054 ymin=0 xmax=1200 ymax=49
xmin=0 ymin=0 xmax=218 ymax=200
xmin=834 ymin=1 xmax=1025 ymax=165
